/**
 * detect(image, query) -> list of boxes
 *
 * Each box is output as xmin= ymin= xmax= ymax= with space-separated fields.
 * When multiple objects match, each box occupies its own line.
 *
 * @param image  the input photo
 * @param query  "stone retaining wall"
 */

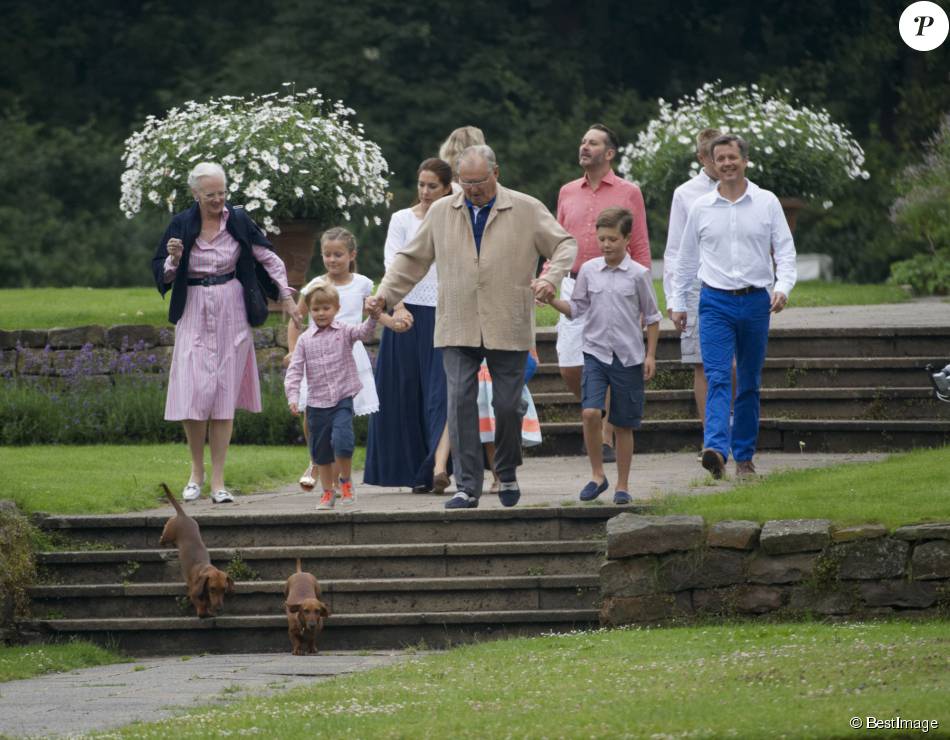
xmin=0 ymin=325 xmax=379 ymax=383
xmin=600 ymin=514 xmax=950 ymax=624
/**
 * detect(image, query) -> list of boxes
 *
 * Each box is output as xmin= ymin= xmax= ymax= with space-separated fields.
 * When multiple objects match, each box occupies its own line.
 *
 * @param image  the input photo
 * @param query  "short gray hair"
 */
xmin=456 ymin=144 xmax=497 ymax=175
xmin=188 ymin=162 xmax=227 ymax=190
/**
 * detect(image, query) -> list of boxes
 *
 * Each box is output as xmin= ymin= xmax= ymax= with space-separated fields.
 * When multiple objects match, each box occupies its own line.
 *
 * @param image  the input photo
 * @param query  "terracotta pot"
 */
xmin=778 ymin=197 xmax=806 ymax=234
xmin=270 ymin=219 xmax=320 ymax=291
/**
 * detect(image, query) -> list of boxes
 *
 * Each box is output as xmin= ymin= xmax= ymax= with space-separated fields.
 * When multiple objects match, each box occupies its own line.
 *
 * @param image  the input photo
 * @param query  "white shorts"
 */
xmin=555 ymin=276 xmax=585 ymax=367
xmin=680 ymin=291 xmax=702 ymax=365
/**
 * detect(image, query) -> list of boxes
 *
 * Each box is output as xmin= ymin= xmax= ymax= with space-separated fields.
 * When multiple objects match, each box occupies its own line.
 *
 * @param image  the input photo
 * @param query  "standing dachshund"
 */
xmin=284 ymin=558 xmax=330 ymax=655
xmin=159 ymin=483 xmax=234 ymax=618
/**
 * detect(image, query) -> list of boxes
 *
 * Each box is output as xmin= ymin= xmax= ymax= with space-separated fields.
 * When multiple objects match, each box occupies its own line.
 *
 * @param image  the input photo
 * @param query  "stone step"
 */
xmin=529 ymin=358 xmax=945 ymax=394
xmin=36 ymin=540 xmax=607 ymax=585
xmin=35 ymin=505 xmax=625 ymax=551
xmin=531 ymin=387 xmax=950 ymax=422
xmin=529 ymin=418 xmax=950 ymax=455
xmin=21 ymin=609 xmax=601 ymax=655
xmin=533 ymin=326 xmax=950 ymax=364
xmin=30 ymin=575 xmax=601 ymax=619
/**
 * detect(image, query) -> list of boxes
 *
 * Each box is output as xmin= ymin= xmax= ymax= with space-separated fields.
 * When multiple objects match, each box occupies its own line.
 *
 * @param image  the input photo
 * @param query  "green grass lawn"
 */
xmin=657 ymin=446 xmax=950 ymax=529
xmin=0 ymin=641 xmax=128 ymax=683
xmin=1 ymin=444 xmax=362 ymax=515
xmin=0 ymin=282 xmax=912 ymax=330
xmin=0 ymin=287 xmax=286 ymax=330
xmin=90 ymin=621 xmax=949 ymax=739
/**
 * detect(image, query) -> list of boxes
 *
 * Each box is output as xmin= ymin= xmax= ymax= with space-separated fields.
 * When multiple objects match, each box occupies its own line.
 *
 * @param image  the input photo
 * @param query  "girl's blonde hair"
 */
xmin=320 ymin=226 xmax=357 ymax=273
xmin=438 ymin=126 xmax=486 ymax=178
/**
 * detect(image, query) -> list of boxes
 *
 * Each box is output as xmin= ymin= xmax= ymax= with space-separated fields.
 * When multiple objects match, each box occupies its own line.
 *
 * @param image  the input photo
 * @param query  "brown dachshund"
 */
xmin=284 ymin=558 xmax=330 ymax=655
xmin=159 ymin=483 xmax=234 ymax=618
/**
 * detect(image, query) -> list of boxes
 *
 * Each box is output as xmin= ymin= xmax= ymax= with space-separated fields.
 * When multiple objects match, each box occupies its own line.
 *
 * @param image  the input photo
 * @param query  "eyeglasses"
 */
xmin=199 ymin=190 xmax=227 ymax=199
xmin=459 ymin=175 xmax=492 ymax=188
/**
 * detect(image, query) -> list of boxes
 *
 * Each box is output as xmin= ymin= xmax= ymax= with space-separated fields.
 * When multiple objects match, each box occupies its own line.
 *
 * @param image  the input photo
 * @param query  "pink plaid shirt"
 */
xmin=556 ymin=169 xmax=651 ymax=273
xmin=284 ymin=318 xmax=377 ymax=408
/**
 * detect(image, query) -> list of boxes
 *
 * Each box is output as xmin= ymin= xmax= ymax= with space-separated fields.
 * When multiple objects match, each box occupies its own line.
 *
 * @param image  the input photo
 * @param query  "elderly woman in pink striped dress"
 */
xmin=152 ymin=162 xmax=301 ymax=504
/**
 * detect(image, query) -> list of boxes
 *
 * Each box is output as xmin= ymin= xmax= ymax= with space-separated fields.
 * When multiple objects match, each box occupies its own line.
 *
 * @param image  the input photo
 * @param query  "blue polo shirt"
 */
xmin=465 ymin=197 xmax=495 ymax=253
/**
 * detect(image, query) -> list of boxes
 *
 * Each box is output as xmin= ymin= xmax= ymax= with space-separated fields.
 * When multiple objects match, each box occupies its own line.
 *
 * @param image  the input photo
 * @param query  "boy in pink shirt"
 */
xmin=546 ymin=207 xmax=661 ymax=504
xmin=285 ymin=282 xmax=380 ymax=509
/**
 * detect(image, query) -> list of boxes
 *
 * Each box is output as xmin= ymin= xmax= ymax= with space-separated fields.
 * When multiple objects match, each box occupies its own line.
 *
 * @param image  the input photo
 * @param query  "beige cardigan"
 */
xmin=376 ymin=185 xmax=577 ymax=350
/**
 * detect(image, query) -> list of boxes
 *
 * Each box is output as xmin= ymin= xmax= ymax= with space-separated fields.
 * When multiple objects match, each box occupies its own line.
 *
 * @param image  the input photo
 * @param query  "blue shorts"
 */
xmin=306 ymin=398 xmax=355 ymax=465
xmin=581 ymin=353 xmax=644 ymax=429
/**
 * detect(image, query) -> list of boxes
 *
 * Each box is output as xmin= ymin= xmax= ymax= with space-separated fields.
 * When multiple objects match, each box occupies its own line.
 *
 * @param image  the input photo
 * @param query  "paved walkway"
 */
xmin=0 ymin=651 xmax=412 ymax=738
xmin=758 ymin=298 xmax=950 ymax=330
xmin=144 ymin=450 xmax=886 ymax=516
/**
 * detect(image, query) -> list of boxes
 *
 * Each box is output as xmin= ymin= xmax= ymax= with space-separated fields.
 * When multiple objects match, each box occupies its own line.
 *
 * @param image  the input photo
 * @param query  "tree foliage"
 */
xmin=0 ymin=0 xmax=947 ymax=286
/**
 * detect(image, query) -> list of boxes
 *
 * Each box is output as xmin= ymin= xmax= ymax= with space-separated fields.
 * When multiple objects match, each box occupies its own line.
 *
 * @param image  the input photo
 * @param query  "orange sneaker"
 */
xmin=317 ymin=489 xmax=336 ymax=510
xmin=340 ymin=479 xmax=356 ymax=506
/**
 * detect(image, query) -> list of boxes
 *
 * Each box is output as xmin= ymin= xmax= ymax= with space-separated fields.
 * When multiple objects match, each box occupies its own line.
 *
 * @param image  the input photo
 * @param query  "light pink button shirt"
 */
xmin=557 ymin=169 xmax=651 ymax=274
xmin=284 ymin=318 xmax=378 ymax=408
xmin=568 ymin=254 xmax=663 ymax=368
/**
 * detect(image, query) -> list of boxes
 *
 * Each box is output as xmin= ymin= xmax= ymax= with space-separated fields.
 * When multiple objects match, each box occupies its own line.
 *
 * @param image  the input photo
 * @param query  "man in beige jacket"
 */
xmin=371 ymin=145 xmax=577 ymax=508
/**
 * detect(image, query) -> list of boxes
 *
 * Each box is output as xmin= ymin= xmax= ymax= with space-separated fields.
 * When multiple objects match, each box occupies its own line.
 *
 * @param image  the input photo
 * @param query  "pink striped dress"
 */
xmin=163 ymin=209 xmax=290 ymax=421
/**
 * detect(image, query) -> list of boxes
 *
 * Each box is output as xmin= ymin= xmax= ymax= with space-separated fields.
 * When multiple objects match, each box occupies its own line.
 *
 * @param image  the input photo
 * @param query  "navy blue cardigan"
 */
xmin=151 ymin=203 xmax=280 ymax=326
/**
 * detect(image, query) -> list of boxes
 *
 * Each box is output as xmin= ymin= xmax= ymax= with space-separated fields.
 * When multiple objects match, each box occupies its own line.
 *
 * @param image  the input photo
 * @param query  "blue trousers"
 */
xmin=306 ymin=398 xmax=355 ymax=465
xmin=699 ymin=286 xmax=770 ymax=462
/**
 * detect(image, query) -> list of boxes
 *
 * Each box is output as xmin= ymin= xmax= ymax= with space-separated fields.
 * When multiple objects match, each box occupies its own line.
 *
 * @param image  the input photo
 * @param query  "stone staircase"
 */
xmin=24 ymin=507 xmax=638 ymax=656
xmin=528 ymin=325 xmax=950 ymax=454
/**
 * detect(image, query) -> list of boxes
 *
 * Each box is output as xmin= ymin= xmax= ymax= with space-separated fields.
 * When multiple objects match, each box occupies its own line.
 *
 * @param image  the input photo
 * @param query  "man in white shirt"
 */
xmin=663 ymin=128 xmax=721 ymax=427
xmin=670 ymin=134 xmax=796 ymax=479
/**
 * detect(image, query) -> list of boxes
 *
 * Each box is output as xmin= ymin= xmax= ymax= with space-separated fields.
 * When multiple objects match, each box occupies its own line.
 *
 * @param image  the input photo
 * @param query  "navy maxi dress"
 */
xmin=364 ymin=208 xmax=448 ymax=489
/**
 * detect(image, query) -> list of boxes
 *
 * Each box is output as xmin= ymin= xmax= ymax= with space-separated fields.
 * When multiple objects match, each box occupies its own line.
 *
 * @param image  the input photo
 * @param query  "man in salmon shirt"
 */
xmin=555 ymin=124 xmax=651 ymax=462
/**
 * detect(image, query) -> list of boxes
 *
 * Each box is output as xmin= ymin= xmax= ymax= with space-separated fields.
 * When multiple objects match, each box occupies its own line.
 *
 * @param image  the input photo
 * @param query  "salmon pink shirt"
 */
xmin=556 ymin=169 xmax=651 ymax=274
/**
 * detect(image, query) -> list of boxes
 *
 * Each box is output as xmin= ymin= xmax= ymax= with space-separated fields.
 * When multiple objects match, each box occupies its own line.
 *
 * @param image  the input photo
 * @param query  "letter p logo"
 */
xmin=914 ymin=15 xmax=935 ymax=35
xmin=900 ymin=2 xmax=948 ymax=50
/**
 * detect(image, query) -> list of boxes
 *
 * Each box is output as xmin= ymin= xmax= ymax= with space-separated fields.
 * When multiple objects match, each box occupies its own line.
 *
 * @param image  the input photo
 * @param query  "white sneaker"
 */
xmin=211 ymin=489 xmax=234 ymax=504
xmin=182 ymin=482 xmax=202 ymax=502
xmin=299 ymin=464 xmax=317 ymax=491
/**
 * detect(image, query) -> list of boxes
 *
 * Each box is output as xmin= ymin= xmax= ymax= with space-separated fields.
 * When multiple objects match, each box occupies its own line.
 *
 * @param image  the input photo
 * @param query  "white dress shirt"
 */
xmin=663 ymin=169 xmax=717 ymax=303
xmin=670 ymin=179 xmax=797 ymax=312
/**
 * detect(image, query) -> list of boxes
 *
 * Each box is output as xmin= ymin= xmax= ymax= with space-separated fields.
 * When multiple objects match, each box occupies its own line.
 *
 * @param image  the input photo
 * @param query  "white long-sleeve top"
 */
xmin=663 ymin=169 xmax=717 ymax=303
xmin=383 ymin=207 xmax=438 ymax=307
xmin=670 ymin=179 xmax=797 ymax=312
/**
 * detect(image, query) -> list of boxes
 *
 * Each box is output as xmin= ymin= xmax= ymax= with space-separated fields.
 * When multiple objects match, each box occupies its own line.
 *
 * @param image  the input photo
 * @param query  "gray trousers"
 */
xmin=443 ymin=346 xmax=528 ymax=498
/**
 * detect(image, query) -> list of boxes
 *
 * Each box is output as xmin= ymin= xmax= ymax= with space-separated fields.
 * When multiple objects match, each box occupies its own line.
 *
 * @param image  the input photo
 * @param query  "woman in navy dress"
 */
xmin=364 ymin=158 xmax=454 ymax=492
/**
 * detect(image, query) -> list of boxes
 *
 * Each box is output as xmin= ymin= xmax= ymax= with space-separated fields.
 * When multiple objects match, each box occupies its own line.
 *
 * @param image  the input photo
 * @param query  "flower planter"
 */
xmin=778 ymin=197 xmax=806 ymax=234
xmin=272 ymin=219 xmax=321 ymax=291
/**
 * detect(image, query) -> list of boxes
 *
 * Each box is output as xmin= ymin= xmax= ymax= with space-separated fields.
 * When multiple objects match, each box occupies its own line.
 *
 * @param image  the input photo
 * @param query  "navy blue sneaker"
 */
xmin=601 ymin=443 xmax=616 ymax=463
xmin=498 ymin=480 xmax=521 ymax=507
xmin=613 ymin=490 xmax=632 ymax=505
xmin=579 ymin=478 xmax=609 ymax=501
xmin=444 ymin=492 xmax=479 ymax=509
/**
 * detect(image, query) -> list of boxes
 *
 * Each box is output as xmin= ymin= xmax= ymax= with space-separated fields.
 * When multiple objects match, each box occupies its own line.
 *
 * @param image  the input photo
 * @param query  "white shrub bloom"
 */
xmin=119 ymin=88 xmax=390 ymax=230
xmin=618 ymin=81 xmax=868 ymax=208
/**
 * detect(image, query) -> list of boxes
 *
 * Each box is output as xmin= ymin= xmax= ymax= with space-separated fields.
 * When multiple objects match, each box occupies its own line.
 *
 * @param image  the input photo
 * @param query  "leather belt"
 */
xmin=701 ymin=282 xmax=765 ymax=296
xmin=187 ymin=271 xmax=236 ymax=287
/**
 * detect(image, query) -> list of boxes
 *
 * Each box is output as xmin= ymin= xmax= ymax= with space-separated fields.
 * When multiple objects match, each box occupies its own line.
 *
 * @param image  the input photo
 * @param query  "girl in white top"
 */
xmin=288 ymin=227 xmax=396 ymax=490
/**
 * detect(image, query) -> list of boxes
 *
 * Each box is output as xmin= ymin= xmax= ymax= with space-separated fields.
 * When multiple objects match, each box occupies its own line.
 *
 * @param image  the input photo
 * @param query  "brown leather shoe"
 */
xmin=701 ymin=448 xmax=726 ymax=479
xmin=432 ymin=472 xmax=451 ymax=495
xmin=735 ymin=460 xmax=757 ymax=479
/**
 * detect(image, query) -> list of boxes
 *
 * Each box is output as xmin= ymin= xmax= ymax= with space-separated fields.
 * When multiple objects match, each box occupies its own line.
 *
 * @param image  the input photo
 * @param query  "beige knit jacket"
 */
xmin=376 ymin=185 xmax=577 ymax=351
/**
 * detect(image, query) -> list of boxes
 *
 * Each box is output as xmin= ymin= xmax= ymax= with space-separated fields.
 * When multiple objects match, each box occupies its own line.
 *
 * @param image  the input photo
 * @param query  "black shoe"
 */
xmin=445 ymin=492 xmax=479 ymax=509
xmin=497 ymin=481 xmax=521 ymax=507
xmin=602 ymin=443 xmax=616 ymax=463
